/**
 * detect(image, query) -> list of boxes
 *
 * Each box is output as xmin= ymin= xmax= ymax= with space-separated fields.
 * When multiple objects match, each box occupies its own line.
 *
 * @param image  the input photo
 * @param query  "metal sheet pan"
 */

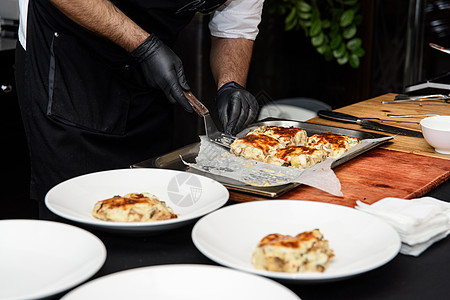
xmin=131 ymin=119 xmax=393 ymax=198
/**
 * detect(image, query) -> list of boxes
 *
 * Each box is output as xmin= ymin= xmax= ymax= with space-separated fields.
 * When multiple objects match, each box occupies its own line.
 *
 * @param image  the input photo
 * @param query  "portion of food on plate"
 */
xmin=230 ymin=133 xmax=283 ymax=162
xmin=230 ymin=125 xmax=360 ymax=168
xmin=92 ymin=192 xmax=178 ymax=222
xmin=306 ymin=132 xmax=360 ymax=158
xmin=265 ymin=145 xmax=328 ymax=169
xmin=249 ymin=125 xmax=308 ymax=147
xmin=251 ymin=229 xmax=334 ymax=273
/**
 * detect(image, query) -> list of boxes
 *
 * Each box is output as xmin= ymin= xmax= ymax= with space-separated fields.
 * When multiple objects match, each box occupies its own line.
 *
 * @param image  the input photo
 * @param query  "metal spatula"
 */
xmin=183 ymin=90 xmax=236 ymax=148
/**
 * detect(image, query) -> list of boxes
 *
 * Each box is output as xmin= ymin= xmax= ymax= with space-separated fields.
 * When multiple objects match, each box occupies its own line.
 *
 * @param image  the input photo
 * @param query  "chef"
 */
xmin=15 ymin=0 xmax=263 ymax=217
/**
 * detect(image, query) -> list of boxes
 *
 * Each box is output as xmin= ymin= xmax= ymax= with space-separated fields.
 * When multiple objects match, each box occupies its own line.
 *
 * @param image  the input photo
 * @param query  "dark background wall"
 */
xmin=248 ymin=0 xmax=450 ymax=107
xmin=173 ymin=0 xmax=450 ymax=148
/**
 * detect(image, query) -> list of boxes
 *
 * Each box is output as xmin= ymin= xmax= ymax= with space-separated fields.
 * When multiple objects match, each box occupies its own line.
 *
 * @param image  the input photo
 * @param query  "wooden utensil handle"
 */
xmin=183 ymin=90 xmax=209 ymax=116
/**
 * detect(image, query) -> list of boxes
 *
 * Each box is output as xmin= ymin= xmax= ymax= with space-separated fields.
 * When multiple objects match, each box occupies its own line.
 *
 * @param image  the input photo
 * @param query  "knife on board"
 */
xmin=317 ymin=110 xmax=424 ymax=138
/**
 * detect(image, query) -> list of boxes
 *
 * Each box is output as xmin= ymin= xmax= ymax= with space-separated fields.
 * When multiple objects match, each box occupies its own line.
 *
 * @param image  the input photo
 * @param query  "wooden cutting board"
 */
xmin=229 ymin=93 xmax=450 ymax=207
xmin=311 ymin=93 xmax=450 ymax=160
xmin=229 ymin=140 xmax=450 ymax=207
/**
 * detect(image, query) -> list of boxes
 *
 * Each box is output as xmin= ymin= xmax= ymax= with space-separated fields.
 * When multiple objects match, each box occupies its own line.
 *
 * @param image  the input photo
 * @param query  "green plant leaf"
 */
xmin=349 ymin=53 xmax=360 ymax=68
xmin=330 ymin=35 xmax=342 ymax=50
xmin=299 ymin=19 xmax=312 ymax=28
xmin=285 ymin=7 xmax=298 ymax=31
xmin=309 ymin=18 xmax=322 ymax=36
xmin=297 ymin=1 xmax=312 ymax=12
xmin=285 ymin=19 xmax=298 ymax=31
xmin=340 ymin=9 xmax=355 ymax=27
xmin=333 ymin=43 xmax=346 ymax=58
xmin=353 ymin=47 xmax=365 ymax=57
xmin=285 ymin=6 xmax=297 ymax=24
xmin=299 ymin=12 xmax=312 ymax=20
xmin=311 ymin=32 xmax=325 ymax=46
xmin=346 ymin=37 xmax=362 ymax=51
xmin=337 ymin=53 xmax=349 ymax=65
xmin=322 ymin=19 xmax=331 ymax=29
xmin=342 ymin=24 xmax=357 ymax=39
xmin=316 ymin=44 xmax=330 ymax=55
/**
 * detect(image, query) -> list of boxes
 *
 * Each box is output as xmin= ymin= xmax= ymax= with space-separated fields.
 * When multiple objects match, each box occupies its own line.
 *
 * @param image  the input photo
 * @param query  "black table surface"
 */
xmin=74 ymin=221 xmax=450 ymax=300
xmin=11 ymin=180 xmax=450 ymax=299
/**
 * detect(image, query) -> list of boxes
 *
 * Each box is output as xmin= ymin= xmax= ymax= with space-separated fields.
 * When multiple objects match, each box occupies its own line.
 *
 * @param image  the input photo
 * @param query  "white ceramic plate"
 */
xmin=258 ymin=104 xmax=318 ymax=122
xmin=0 ymin=219 xmax=106 ymax=300
xmin=192 ymin=200 xmax=401 ymax=283
xmin=61 ymin=264 xmax=300 ymax=300
xmin=45 ymin=168 xmax=229 ymax=234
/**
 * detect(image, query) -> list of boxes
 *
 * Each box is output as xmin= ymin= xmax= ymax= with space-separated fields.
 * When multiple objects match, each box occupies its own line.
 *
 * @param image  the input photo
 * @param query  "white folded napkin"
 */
xmin=355 ymin=197 xmax=450 ymax=256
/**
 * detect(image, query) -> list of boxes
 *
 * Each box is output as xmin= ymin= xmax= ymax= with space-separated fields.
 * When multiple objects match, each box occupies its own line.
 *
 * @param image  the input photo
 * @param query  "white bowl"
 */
xmin=420 ymin=116 xmax=450 ymax=154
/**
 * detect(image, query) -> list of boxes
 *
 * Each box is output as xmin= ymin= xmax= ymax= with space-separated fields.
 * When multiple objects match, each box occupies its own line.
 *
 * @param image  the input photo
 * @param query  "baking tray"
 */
xmin=132 ymin=119 xmax=393 ymax=198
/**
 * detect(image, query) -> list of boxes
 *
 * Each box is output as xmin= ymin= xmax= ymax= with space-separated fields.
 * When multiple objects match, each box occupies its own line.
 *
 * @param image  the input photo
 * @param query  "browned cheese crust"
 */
xmin=266 ymin=145 xmax=328 ymax=168
xmin=250 ymin=126 xmax=308 ymax=146
xmin=251 ymin=229 xmax=334 ymax=273
xmin=92 ymin=193 xmax=178 ymax=222
xmin=306 ymin=132 xmax=360 ymax=158
xmin=230 ymin=133 xmax=283 ymax=162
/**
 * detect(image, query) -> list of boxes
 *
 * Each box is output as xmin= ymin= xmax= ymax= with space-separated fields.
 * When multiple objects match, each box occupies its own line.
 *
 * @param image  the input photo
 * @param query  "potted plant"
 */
xmin=265 ymin=0 xmax=365 ymax=68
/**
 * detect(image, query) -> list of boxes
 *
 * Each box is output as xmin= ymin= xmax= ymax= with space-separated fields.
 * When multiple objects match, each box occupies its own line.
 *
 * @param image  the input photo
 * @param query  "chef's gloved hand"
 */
xmin=215 ymin=81 xmax=259 ymax=135
xmin=131 ymin=34 xmax=193 ymax=112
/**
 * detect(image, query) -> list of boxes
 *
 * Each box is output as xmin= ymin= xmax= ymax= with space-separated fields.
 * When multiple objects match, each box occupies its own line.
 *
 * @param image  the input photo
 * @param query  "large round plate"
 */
xmin=192 ymin=200 xmax=401 ymax=283
xmin=61 ymin=264 xmax=300 ymax=300
xmin=0 ymin=219 xmax=106 ymax=300
xmin=45 ymin=168 xmax=229 ymax=234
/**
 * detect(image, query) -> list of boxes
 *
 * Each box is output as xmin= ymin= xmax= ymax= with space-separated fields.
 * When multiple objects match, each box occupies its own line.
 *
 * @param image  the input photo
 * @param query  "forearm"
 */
xmin=49 ymin=0 xmax=148 ymax=52
xmin=210 ymin=37 xmax=254 ymax=90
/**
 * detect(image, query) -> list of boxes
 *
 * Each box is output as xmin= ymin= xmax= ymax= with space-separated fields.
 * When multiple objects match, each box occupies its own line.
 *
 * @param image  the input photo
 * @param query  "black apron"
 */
xmin=16 ymin=0 xmax=226 ymax=202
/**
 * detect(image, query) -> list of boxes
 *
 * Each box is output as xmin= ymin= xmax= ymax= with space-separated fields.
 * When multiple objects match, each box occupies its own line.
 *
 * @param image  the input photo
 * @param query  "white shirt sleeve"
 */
xmin=209 ymin=0 xmax=265 ymax=41
xmin=18 ymin=0 xmax=29 ymax=50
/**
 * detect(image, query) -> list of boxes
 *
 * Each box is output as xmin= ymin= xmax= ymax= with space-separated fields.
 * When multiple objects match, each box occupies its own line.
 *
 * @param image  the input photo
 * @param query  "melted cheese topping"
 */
xmin=250 ymin=126 xmax=308 ymax=146
xmin=251 ymin=229 xmax=334 ymax=273
xmin=92 ymin=192 xmax=177 ymax=222
xmin=266 ymin=146 xmax=328 ymax=168
xmin=230 ymin=133 xmax=283 ymax=162
xmin=307 ymin=132 xmax=360 ymax=158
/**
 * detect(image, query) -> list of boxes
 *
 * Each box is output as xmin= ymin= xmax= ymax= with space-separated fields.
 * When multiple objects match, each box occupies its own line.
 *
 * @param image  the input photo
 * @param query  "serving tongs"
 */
xmin=183 ymin=90 xmax=236 ymax=148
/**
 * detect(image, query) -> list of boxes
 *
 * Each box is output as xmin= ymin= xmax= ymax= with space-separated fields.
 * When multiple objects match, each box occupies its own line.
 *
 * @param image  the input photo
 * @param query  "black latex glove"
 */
xmin=215 ymin=81 xmax=259 ymax=135
xmin=131 ymin=34 xmax=192 ymax=112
